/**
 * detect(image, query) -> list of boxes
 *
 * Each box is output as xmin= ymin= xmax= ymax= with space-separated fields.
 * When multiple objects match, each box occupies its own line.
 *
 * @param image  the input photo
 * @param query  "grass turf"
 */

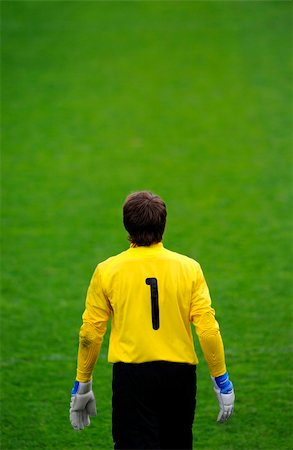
xmin=1 ymin=1 xmax=292 ymax=449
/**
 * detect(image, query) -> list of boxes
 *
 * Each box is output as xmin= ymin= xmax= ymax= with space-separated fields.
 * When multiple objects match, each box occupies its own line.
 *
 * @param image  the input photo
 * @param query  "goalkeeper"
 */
xmin=69 ymin=191 xmax=235 ymax=449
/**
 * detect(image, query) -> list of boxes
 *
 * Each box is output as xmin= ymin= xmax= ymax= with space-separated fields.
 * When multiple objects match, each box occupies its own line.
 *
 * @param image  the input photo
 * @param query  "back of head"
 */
xmin=123 ymin=191 xmax=167 ymax=247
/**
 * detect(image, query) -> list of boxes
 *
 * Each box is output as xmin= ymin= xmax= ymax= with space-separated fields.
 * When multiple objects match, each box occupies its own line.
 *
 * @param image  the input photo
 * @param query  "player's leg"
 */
xmin=158 ymin=363 xmax=196 ymax=450
xmin=112 ymin=362 xmax=160 ymax=450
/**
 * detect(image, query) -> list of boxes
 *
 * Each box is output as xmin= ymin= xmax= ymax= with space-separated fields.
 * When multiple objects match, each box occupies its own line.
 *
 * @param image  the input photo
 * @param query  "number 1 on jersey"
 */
xmin=145 ymin=278 xmax=160 ymax=330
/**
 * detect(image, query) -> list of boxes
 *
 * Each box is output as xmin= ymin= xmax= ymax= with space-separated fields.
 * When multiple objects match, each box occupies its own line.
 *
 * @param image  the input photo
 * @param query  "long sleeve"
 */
xmin=190 ymin=263 xmax=227 ymax=377
xmin=76 ymin=266 xmax=111 ymax=382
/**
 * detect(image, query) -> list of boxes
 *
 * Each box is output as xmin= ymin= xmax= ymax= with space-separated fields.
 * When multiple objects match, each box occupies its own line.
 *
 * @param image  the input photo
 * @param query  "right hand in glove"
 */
xmin=69 ymin=380 xmax=97 ymax=430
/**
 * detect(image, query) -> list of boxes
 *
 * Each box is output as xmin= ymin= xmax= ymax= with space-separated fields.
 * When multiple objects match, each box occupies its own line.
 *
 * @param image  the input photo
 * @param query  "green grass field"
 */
xmin=1 ymin=1 xmax=292 ymax=449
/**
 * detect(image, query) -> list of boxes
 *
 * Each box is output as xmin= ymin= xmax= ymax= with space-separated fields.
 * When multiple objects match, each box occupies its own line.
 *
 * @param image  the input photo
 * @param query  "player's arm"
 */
xmin=190 ymin=262 xmax=235 ymax=422
xmin=76 ymin=266 xmax=111 ymax=382
xmin=70 ymin=266 xmax=111 ymax=431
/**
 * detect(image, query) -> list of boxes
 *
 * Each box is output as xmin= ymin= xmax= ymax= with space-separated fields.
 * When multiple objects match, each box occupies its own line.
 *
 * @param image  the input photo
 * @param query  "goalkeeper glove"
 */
xmin=211 ymin=372 xmax=235 ymax=423
xmin=70 ymin=380 xmax=97 ymax=430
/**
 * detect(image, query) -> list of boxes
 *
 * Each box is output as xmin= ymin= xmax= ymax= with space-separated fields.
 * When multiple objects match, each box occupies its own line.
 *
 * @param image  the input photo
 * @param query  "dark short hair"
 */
xmin=123 ymin=191 xmax=167 ymax=246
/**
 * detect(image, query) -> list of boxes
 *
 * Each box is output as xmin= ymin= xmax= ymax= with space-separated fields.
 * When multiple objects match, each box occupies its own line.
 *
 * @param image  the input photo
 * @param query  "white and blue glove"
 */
xmin=70 ymin=380 xmax=97 ymax=430
xmin=211 ymin=372 xmax=235 ymax=423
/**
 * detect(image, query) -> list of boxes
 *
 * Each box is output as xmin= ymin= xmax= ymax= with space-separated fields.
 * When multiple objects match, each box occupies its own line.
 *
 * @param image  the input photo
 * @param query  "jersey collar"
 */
xmin=129 ymin=242 xmax=164 ymax=252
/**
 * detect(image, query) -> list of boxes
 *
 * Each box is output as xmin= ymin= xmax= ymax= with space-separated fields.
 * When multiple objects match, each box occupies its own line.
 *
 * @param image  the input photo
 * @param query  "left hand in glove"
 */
xmin=211 ymin=371 xmax=235 ymax=423
xmin=70 ymin=380 xmax=97 ymax=430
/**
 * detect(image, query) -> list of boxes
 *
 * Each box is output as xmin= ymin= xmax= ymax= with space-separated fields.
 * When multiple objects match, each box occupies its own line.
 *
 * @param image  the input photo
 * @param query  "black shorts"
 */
xmin=112 ymin=361 xmax=197 ymax=450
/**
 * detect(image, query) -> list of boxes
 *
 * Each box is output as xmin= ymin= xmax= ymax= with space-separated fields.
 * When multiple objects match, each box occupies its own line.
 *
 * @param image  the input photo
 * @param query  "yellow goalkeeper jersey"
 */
xmin=76 ymin=242 xmax=226 ymax=381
